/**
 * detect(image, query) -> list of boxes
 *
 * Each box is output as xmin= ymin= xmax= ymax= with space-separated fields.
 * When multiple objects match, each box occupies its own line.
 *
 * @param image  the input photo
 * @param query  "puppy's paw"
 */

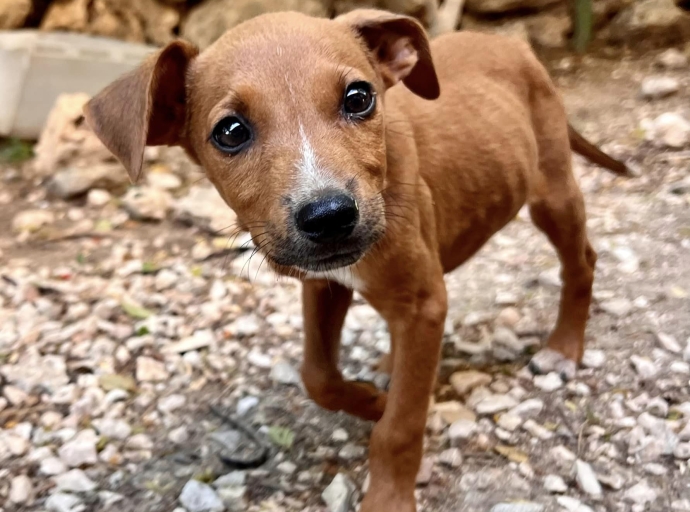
xmin=529 ymin=348 xmax=577 ymax=381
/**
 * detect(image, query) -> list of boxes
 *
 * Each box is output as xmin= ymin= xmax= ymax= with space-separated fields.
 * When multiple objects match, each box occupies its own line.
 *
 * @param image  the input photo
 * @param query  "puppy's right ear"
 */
xmin=83 ymin=40 xmax=199 ymax=183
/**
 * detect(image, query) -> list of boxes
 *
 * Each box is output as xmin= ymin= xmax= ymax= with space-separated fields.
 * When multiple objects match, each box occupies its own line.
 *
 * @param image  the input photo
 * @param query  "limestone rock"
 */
xmin=41 ymin=0 xmax=180 ymax=46
xmin=0 ymin=0 xmax=32 ymax=29
xmin=183 ymin=0 xmax=328 ymax=49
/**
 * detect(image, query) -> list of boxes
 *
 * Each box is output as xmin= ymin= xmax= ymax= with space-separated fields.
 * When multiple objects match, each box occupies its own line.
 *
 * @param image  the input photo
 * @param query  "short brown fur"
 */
xmin=84 ymin=10 xmax=629 ymax=511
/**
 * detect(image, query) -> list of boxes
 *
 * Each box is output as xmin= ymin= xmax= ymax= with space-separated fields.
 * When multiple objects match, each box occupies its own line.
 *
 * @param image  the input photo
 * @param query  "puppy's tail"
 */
xmin=568 ymin=123 xmax=631 ymax=176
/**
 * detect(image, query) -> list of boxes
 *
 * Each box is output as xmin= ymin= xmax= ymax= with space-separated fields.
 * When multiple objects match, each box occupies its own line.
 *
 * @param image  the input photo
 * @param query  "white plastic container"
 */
xmin=0 ymin=30 xmax=157 ymax=139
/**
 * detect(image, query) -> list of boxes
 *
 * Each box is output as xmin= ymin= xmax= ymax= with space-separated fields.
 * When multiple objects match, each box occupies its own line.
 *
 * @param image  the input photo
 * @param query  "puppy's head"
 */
xmin=84 ymin=9 xmax=439 ymax=273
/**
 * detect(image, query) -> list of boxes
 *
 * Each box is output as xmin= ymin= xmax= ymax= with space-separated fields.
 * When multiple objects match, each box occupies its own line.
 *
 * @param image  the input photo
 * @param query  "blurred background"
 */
xmin=1 ymin=1 xmax=690 ymax=512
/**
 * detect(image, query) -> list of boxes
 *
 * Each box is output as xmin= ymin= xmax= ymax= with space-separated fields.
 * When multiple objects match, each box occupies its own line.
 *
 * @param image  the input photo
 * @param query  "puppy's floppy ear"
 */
xmin=336 ymin=9 xmax=440 ymax=100
xmin=83 ymin=40 xmax=199 ymax=183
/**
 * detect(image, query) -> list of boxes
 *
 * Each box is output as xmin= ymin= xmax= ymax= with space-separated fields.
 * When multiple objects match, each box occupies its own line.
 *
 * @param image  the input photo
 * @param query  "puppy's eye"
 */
xmin=211 ymin=116 xmax=252 ymax=154
xmin=343 ymin=81 xmax=376 ymax=119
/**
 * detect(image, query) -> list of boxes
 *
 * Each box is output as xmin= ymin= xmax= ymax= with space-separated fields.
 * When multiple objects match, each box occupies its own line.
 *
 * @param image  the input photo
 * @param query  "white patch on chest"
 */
xmin=305 ymin=265 xmax=366 ymax=292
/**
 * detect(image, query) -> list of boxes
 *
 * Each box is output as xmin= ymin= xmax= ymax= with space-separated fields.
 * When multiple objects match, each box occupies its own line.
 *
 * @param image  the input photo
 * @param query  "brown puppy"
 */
xmin=84 ymin=9 xmax=628 ymax=512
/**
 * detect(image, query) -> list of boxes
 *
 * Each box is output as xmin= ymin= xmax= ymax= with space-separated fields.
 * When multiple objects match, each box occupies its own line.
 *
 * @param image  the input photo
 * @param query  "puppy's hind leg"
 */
xmin=526 ymin=96 xmax=596 ymax=381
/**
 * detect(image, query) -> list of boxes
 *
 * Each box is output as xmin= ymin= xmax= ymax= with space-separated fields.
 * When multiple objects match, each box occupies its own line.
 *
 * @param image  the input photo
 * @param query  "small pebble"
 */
xmin=574 ymin=459 xmax=602 ymax=498
xmin=544 ymin=474 xmax=568 ymax=493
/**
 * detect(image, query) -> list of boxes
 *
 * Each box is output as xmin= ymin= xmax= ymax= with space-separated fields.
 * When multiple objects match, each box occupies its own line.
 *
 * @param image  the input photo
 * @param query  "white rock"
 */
xmin=174 ymin=184 xmax=238 ymax=233
xmin=557 ymin=496 xmax=594 ymax=512
xmin=674 ymin=442 xmax=690 ymax=460
xmin=439 ymin=448 xmax=463 ymax=468
xmin=490 ymin=503 xmax=544 ymax=512
xmin=450 ymin=370 xmax=492 ymax=396
xmin=581 ymin=349 xmax=605 ymax=369
xmin=154 ymin=269 xmax=179 ymax=291
xmin=236 ymin=396 xmax=259 ymax=416
xmin=574 ymin=460 xmax=602 ymax=498
xmin=270 ymin=360 xmax=301 ymax=385
xmin=147 ymin=171 xmax=182 ymax=190
xmin=670 ymin=361 xmax=690 ymax=374
xmin=231 ymin=315 xmax=261 ymax=337
xmin=509 ymin=398 xmax=544 ymax=418
xmin=597 ymin=472 xmax=625 ymax=491
xmin=338 ymin=443 xmax=366 ymax=460
xmin=656 ymin=332 xmax=682 ymax=353
xmin=630 ymin=355 xmax=658 ymax=380
xmin=673 ymin=500 xmax=690 ymax=511
xmin=9 ymin=474 xmax=33 ymax=504
xmin=322 ymin=473 xmax=355 ymax=512
xmin=624 ymin=480 xmax=658 ymax=505
xmin=122 ymin=186 xmax=172 ymax=221
xmin=644 ymin=463 xmax=668 ymax=476
xmin=655 ymin=48 xmax=688 ymax=69
xmin=497 ymin=414 xmax=523 ymax=432
xmin=179 ymin=480 xmax=225 ymax=512
xmin=11 ymin=209 xmax=55 ymax=233
xmin=247 ymin=350 xmax=272 ymax=368
xmin=495 ymin=291 xmax=519 ymax=306
xmin=164 ymin=329 xmax=214 ymax=353
xmin=543 ymin=474 xmax=567 ymax=493
xmin=46 ymin=492 xmax=84 ymax=512
xmin=158 ymin=394 xmax=186 ymax=414
xmin=475 ymin=394 xmax=518 ymax=415
xmin=169 ymin=426 xmax=190 ymax=445
xmin=125 ymin=433 xmax=153 ymax=451
xmin=136 ymin=356 xmax=169 ymax=382
xmin=449 ymin=419 xmax=478 ymax=442
xmin=523 ymin=419 xmax=554 ymax=440
xmin=1 ymin=352 xmax=69 ymax=394
xmin=331 ymin=429 xmax=349 ymax=443
xmin=217 ymin=485 xmax=247 ymax=510
xmin=58 ymin=430 xmax=98 ymax=467
xmin=40 ymin=457 xmax=68 ymax=476
xmin=213 ymin=471 xmax=246 ymax=488
xmin=551 ymin=446 xmax=577 ymax=465
xmin=54 ymin=469 xmax=98 ymax=492
xmin=92 ymin=419 xmax=132 ymax=440
xmin=87 ymin=188 xmax=112 ymax=207
xmin=492 ymin=327 xmax=523 ymax=360
xmin=600 ymin=298 xmax=633 ymax=317
xmin=277 ymin=461 xmax=297 ymax=475
xmin=643 ymin=112 xmax=690 ymax=148
xmin=646 ymin=397 xmax=669 ymax=418
xmin=640 ymin=76 xmax=680 ymax=99
xmin=533 ymin=372 xmax=563 ymax=392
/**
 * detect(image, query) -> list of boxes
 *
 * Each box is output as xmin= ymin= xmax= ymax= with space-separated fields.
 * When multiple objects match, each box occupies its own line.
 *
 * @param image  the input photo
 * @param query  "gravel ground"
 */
xmin=0 ymin=49 xmax=689 ymax=512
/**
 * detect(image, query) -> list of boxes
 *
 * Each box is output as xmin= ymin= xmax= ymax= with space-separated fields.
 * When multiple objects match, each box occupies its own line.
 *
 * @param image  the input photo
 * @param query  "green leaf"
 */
xmin=268 ymin=426 xmax=295 ymax=450
xmin=121 ymin=300 xmax=154 ymax=319
xmin=136 ymin=325 xmax=151 ymax=336
xmin=141 ymin=261 xmax=158 ymax=274
xmin=0 ymin=138 xmax=33 ymax=164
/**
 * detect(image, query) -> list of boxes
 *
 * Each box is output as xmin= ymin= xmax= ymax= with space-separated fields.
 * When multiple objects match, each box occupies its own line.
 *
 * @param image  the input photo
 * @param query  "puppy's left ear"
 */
xmin=83 ymin=40 xmax=199 ymax=183
xmin=336 ymin=9 xmax=440 ymax=100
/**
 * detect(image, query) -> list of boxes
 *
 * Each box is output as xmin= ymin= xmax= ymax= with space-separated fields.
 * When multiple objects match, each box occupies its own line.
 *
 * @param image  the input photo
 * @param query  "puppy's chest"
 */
xmin=304 ymin=266 xmax=365 ymax=292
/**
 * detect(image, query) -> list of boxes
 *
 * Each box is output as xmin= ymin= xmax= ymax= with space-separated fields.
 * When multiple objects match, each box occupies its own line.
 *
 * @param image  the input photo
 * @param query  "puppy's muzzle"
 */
xmin=295 ymin=193 xmax=359 ymax=244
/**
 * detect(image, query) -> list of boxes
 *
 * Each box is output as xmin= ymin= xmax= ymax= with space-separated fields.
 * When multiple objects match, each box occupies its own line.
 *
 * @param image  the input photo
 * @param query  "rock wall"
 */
xmin=1 ymin=0 xmax=689 ymax=52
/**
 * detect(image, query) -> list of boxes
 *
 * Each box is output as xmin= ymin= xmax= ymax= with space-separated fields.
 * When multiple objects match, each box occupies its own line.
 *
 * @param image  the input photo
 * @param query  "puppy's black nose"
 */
xmin=295 ymin=194 xmax=359 ymax=243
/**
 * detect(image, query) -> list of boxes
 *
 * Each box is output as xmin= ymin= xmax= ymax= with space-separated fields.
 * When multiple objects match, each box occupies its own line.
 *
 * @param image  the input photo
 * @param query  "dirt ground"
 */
xmin=0 ymin=49 xmax=689 ymax=512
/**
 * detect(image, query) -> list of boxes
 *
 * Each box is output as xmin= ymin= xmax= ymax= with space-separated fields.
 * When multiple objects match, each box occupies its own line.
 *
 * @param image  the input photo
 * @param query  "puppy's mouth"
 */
xmin=298 ymin=248 xmax=364 ymax=272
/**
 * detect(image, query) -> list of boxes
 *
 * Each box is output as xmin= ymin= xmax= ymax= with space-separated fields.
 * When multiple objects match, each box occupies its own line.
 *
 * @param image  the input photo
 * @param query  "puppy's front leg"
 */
xmin=301 ymin=280 xmax=387 ymax=422
xmin=361 ymin=274 xmax=447 ymax=512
